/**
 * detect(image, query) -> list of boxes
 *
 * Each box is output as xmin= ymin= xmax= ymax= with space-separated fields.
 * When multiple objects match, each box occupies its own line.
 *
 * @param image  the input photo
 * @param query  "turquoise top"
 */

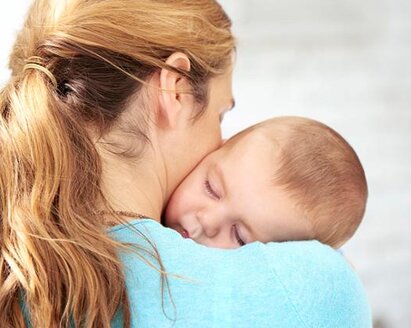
xmin=109 ymin=219 xmax=372 ymax=328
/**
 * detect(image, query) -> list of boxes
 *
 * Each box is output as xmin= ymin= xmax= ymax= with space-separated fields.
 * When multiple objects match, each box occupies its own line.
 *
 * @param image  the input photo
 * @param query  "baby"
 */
xmin=163 ymin=116 xmax=367 ymax=249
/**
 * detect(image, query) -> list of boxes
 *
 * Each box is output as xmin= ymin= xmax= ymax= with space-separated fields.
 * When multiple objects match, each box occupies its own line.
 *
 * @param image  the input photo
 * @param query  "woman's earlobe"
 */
xmin=158 ymin=52 xmax=191 ymax=129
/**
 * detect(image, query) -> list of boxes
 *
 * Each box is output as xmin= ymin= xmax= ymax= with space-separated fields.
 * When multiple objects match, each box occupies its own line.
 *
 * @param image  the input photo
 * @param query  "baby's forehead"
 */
xmin=223 ymin=125 xmax=286 ymax=155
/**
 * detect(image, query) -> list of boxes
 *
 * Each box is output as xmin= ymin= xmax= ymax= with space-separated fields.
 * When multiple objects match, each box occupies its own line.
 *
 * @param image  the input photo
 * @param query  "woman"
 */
xmin=0 ymin=0 xmax=371 ymax=327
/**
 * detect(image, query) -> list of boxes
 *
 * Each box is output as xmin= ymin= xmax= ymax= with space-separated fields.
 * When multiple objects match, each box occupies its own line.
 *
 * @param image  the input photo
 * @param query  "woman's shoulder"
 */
xmin=109 ymin=219 xmax=372 ymax=327
xmin=261 ymin=241 xmax=372 ymax=327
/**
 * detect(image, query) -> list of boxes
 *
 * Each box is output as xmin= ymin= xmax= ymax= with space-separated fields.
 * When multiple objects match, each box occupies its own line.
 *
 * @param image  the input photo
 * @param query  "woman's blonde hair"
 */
xmin=0 ymin=0 xmax=235 ymax=327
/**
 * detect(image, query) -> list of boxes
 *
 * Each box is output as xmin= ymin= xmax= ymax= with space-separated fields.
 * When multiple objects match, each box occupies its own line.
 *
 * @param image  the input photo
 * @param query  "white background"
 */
xmin=1 ymin=1 xmax=410 ymax=327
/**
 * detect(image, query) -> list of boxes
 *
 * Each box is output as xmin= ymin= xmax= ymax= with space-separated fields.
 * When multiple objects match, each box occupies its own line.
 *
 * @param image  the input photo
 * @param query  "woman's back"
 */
xmin=109 ymin=219 xmax=371 ymax=327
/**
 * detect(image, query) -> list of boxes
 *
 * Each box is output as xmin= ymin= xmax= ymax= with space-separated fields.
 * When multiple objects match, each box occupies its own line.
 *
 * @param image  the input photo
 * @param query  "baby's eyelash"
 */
xmin=233 ymin=225 xmax=246 ymax=246
xmin=204 ymin=180 xmax=219 ymax=199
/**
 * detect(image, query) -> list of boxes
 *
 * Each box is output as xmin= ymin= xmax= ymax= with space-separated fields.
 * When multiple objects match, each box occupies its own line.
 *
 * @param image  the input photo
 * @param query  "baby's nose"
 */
xmin=197 ymin=210 xmax=220 ymax=238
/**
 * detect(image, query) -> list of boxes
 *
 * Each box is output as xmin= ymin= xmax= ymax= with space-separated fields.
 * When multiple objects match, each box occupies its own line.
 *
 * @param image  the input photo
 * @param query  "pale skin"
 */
xmin=95 ymin=52 xmax=235 ymax=223
xmin=164 ymin=126 xmax=314 ymax=249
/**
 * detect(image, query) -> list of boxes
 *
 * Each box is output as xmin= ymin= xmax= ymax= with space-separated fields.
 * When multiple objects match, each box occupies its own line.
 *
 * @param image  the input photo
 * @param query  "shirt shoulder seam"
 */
xmin=258 ymin=242 xmax=311 ymax=328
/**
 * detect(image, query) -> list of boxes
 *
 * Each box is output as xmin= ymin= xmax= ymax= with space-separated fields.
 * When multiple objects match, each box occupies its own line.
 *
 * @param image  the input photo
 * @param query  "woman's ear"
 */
xmin=157 ymin=52 xmax=192 ymax=129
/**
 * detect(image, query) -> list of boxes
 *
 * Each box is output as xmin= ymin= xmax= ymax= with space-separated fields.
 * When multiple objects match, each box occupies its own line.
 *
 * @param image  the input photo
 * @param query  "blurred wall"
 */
xmin=1 ymin=1 xmax=410 ymax=327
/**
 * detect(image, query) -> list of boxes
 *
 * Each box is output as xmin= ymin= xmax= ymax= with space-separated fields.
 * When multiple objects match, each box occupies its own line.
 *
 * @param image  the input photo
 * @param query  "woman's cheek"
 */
xmin=199 ymin=112 xmax=223 ymax=156
xmin=205 ymin=130 xmax=222 ymax=158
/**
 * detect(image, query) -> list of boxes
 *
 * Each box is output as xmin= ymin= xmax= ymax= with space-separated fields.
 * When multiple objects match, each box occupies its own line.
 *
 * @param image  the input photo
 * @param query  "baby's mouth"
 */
xmin=181 ymin=229 xmax=190 ymax=238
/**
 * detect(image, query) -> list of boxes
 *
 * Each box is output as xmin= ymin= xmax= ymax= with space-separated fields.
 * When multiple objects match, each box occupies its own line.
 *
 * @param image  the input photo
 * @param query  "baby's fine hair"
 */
xmin=239 ymin=116 xmax=367 ymax=248
xmin=274 ymin=117 xmax=367 ymax=247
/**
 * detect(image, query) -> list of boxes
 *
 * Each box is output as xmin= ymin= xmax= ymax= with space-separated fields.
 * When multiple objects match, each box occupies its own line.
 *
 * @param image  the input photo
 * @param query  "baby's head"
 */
xmin=164 ymin=116 xmax=367 ymax=249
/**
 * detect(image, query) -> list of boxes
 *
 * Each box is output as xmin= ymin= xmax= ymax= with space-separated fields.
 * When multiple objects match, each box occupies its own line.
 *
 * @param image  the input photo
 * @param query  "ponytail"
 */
xmin=0 ymin=72 xmax=129 ymax=327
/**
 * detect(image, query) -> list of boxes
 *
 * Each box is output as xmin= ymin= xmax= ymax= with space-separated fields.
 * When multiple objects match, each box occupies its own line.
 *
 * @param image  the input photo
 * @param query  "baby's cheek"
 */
xmin=173 ymin=194 xmax=189 ymax=218
xmin=163 ymin=198 xmax=176 ymax=226
xmin=168 ymin=172 xmax=202 ymax=223
xmin=165 ymin=193 xmax=184 ymax=224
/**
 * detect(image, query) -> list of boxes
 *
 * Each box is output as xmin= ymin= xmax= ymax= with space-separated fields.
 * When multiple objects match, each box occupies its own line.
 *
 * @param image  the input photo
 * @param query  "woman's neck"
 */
xmin=98 ymin=150 xmax=167 ymax=223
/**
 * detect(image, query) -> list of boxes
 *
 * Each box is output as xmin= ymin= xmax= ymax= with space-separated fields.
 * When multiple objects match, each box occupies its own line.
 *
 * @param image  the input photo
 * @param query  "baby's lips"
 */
xmin=181 ymin=229 xmax=190 ymax=238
